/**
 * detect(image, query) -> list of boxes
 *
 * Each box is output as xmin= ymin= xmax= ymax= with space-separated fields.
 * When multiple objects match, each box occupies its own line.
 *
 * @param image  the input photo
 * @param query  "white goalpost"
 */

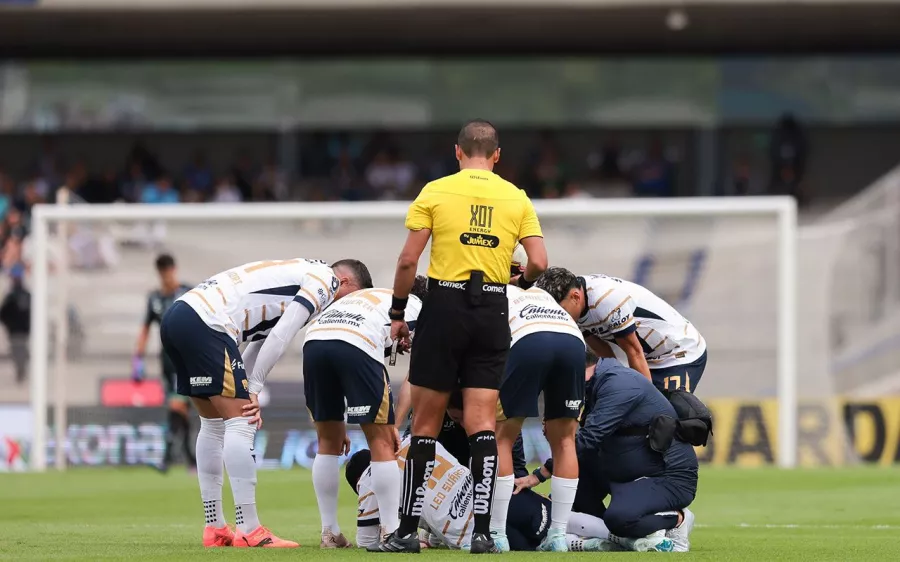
xmin=28 ymin=196 xmax=798 ymax=471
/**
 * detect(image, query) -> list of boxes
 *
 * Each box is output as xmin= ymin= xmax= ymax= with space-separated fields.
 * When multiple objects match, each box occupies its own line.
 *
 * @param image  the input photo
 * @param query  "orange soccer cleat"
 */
xmin=233 ymin=526 xmax=300 ymax=548
xmin=202 ymin=524 xmax=235 ymax=547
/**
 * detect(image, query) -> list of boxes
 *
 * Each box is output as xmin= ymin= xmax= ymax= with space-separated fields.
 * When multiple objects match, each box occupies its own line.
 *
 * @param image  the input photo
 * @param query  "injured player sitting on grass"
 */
xmin=345 ymin=436 xmax=612 ymax=552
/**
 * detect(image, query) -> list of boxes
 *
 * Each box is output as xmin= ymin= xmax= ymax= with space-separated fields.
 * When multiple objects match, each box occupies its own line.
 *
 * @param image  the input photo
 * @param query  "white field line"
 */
xmin=696 ymin=524 xmax=900 ymax=530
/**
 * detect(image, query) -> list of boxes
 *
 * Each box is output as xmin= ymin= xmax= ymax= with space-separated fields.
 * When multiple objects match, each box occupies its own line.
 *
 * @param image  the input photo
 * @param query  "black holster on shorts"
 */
xmin=467 ymin=270 xmax=486 ymax=306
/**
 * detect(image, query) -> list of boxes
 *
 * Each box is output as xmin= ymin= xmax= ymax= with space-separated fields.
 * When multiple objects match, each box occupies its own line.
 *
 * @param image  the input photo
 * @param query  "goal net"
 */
xmin=22 ymin=196 xmax=799 ymax=472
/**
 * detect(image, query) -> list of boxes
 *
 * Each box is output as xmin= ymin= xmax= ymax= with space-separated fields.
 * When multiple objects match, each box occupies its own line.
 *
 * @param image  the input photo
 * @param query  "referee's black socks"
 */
xmin=398 ymin=436 xmax=437 ymax=537
xmin=469 ymin=430 xmax=498 ymax=536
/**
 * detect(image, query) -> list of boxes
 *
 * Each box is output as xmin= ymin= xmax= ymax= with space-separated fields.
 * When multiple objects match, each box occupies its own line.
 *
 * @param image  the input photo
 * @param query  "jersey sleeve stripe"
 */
xmin=293 ymin=294 xmax=317 ymax=315
xmin=298 ymin=288 xmax=322 ymax=312
xmin=215 ymin=287 xmax=227 ymax=305
xmin=187 ymin=290 xmax=216 ymax=314
xmin=588 ymin=288 xmax=615 ymax=310
xmin=306 ymin=273 xmax=334 ymax=300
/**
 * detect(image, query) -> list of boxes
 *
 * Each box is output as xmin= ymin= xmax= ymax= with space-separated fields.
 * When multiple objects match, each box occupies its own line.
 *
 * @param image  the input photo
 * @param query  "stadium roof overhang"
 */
xmin=3 ymin=2 xmax=900 ymax=57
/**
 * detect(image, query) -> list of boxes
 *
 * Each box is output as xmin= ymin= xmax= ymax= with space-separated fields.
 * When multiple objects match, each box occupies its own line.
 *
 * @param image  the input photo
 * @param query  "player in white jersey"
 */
xmin=301 ymin=276 xmax=428 ymax=549
xmin=159 ymin=258 xmax=371 ymax=549
xmin=489 ymin=284 xmax=586 ymax=552
xmin=535 ymin=267 xmax=707 ymax=393
xmin=346 ymin=437 xmax=611 ymax=552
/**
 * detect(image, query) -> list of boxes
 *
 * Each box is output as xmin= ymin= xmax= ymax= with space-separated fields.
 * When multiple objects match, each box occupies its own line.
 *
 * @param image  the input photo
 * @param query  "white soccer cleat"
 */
xmin=536 ymin=529 xmax=568 ymax=552
xmin=632 ymin=530 xmax=675 ymax=553
xmin=666 ymin=508 xmax=694 ymax=552
xmin=490 ymin=530 xmax=511 ymax=553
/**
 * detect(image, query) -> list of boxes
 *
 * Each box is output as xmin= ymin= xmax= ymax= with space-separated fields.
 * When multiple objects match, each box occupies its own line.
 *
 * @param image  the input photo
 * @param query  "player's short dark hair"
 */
xmin=331 ymin=259 xmax=373 ymax=289
xmin=535 ymin=266 xmax=580 ymax=303
xmin=345 ymin=449 xmax=371 ymax=492
xmin=155 ymin=254 xmax=175 ymax=272
xmin=585 ymin=350 xmax=599 ymax=369
xmin=411 ymin=274 xmax=429 ymax=302
xmin=457 ymin=119 xmax=499 ymax=159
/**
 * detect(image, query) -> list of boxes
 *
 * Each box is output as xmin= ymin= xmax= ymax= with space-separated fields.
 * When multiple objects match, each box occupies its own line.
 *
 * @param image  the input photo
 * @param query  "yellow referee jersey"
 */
xmin=405 ymin=169 xmax=542 ymax=284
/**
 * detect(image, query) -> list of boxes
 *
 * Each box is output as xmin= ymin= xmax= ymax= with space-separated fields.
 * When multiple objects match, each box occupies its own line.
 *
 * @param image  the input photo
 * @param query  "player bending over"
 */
xmin=132 ymin=254 xmax=194 ymax=473
xmin=536 ymin=267 xmax=707 ymax=393
xmin=301 ymin=276 xmax=428 ymax=548
xmin=489 ymin=283 xmax=586 ymax=552
xmin=346 ymin=437 xmax=611 ymax=552
xmin=160 ymin=258 xmax=371 ymax=548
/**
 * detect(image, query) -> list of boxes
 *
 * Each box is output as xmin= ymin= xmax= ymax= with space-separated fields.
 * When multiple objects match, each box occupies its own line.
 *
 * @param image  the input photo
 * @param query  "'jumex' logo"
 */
xmin=460 ymin=233 xmax=500 ymax=248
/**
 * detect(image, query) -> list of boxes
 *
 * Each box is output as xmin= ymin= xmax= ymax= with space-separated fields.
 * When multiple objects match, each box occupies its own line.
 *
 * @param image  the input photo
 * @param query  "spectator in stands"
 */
xmin=597 ymin=139 xmax=626 ymax=182
xmin=769 ymin=113 xmax=808 ymax=192
xmin=232 ymin=153 xmax=257 ymax=201
xmin=119 ymin=161 xmax=146 ymax=203
xmin=255 ymin=157 xmax=288 ymax=201
xmin=420 ymin=142 xmax=457 ymax=183
xmin=365 ymin=146 xmax=416 ymax=200
xmin=127 ymin=141 xmax=162 ymax=180
xmin=141 ymin=174 xmax=180 ymax=204
xmin=631 ymin=138 xmax=674 ymax=197
xmin=212 ymin=176 xmax=242 ymax=203
xmin=79 ymin=167 xmax=120 ymax=204
xmin=183 ymin=150 xmax=215 ymax=198
xmin=332 ymin=146 xmax=364 ymax=201
xmin=0 ymin=264 xmax=30 ymax=385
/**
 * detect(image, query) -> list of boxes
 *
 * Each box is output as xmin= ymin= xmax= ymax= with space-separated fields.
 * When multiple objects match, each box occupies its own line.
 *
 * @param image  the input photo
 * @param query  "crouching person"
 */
xmin=523 ymin=357 xmax=703 ymax=552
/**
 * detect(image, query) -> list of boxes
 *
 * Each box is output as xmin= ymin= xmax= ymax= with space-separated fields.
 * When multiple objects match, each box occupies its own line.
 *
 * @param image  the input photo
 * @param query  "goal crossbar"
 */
xmin=28 ymin=196 xmax=798 ymax=470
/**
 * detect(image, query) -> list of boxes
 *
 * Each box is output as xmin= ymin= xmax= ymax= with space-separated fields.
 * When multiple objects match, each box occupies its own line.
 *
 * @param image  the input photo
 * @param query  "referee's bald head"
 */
xmin=456 ymin=119 xmax=500 ymax=161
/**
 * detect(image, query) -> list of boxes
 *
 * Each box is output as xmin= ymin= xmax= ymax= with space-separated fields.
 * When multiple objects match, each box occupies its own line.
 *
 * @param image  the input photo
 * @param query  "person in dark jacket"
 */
xmin=0 ymin=265 xmax=30 ymax=384
xmin=518 ymin=357 xmax=697 ymax=552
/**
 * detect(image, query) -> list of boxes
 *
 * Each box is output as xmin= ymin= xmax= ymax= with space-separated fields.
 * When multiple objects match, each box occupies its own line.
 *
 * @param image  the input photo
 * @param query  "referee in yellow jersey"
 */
xmin=371 ymin=120 xmax=548 ymax=554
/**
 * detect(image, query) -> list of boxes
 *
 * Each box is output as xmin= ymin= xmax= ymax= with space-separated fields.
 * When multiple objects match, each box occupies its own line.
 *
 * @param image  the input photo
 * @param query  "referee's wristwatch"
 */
xmin=388 ymin=308 xmax=405 ymax=321
xmin=532 ymin=467 xmax=548 ymax=483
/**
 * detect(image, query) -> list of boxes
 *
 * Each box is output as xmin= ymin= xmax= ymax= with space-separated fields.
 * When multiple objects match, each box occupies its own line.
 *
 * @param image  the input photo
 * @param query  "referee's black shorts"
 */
xmin=409 ymin=280 xmax=509 ymax=393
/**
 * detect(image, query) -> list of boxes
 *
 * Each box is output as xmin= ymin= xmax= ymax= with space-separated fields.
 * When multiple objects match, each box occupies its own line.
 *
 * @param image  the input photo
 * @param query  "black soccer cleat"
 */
xmin=366 ymin=531 xmax=420 ymax=553
xmin=469 ymin=533 xmax=500 ymax=554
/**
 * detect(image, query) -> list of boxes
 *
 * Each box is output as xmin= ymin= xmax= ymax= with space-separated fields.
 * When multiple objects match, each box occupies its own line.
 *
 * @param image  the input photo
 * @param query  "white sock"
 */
xmin=312 ymin=454 xmax=341 ymax=534
xmin=196 ymin=417 xmax=226 ymax=527
xmin=567 ymin=511 xmax=609 ymax=540
xmin=370 ymin=460 xmax=402 ymax=534
xmin=223 ymin=418 xmax=260 ymax=534
xmin=489 ymin=475 xmax=515 ymax=535
xmin=549 ymin=476 xmax=579 ymax=533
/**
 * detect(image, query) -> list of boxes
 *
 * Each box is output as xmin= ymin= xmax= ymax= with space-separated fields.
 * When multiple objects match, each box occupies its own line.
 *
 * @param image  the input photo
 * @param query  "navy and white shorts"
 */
xmin=499 ymin=331 xmax=586 ymax=421
xmin=160 ymin=301 xmax=249 ymax=400
xmin=303 ymin=340 xmax=394 ymax=425
xmin=651 ymin=351 xmax=707 ymax=393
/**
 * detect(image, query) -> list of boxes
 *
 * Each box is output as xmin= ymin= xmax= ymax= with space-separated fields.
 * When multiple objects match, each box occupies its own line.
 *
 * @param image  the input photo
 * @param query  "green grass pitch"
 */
xmin=1 ymin=466 xmax=899 ymax=560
